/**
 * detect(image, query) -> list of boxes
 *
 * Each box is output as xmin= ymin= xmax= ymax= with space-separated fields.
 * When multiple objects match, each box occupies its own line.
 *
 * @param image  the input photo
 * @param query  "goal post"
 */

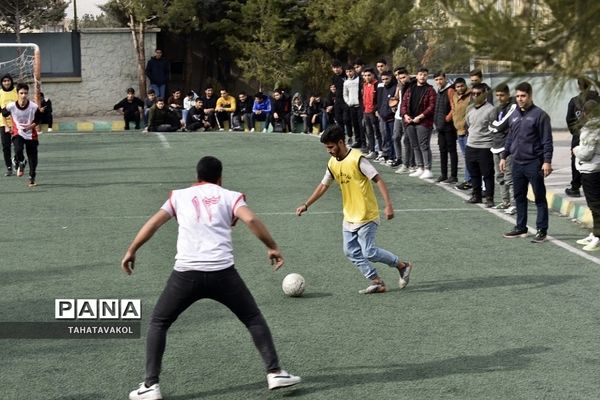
xmin=0 ymin=43 xmax=41 ymax=105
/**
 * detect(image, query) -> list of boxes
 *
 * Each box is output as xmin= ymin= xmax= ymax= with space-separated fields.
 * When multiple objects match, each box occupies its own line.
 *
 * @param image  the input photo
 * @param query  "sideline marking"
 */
xmin=153 ymin=132 xmax=171 ymax=149
xmin=436 ymin=182 xmax=600 ymax=266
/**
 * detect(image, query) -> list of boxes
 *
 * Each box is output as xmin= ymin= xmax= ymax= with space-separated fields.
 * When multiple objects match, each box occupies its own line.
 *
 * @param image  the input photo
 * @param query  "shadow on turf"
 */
xmin=163 ymin=346 xmax=550 ymax=399
xmin=410 ymin=274 xmax=581 ymax=293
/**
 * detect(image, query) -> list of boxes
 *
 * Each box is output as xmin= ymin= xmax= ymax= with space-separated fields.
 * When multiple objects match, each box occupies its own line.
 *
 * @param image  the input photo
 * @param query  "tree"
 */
xmin=0 ymin=0 xmax=68 ymax=42
xmin=76 ymin=13 xmax=122 ymax=29
xmin=438 ymin=0 xmax=600 ymax=89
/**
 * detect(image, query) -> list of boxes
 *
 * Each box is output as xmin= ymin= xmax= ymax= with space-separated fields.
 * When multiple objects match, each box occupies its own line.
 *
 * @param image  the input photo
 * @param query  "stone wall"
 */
xmin=43 ymin=28 xmax=158 ymax=117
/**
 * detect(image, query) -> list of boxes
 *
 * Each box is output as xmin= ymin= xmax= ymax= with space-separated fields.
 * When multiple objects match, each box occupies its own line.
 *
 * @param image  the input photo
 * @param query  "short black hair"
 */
xmin=127 ymin=87 xmax=135 ymax=94
xmin=196 ymin=156 xmax=222 ymax=183
xmin=394 ymin=66 xmax=408 ymax=75
xmin=353 ymin=58 xmax=365 ymax=66
xmin=454 ymin=77 xmax=466 ymax=85
xmin=376 ymin=58 xmax=387 ymax=65
xmin=515 ymin=82 xmax=532 ymax=95
xmin=417 ymin=67 xmax=429 ymax=74
xmin=16 ymin=82 xmax=29 ymax=92
xmin=494 ymin=83 xmax=510 ymax=94
xmin=472 ymin=82 xmax=487 ymax=92
xmin=320 ymin=125 xmax=345 ymax=144
xmin=147 ymin=89 xmax=156 ymax=95
xmin=331 ymin=59 xmax=342 ymax=68
xmin=254 ymin=92 xmax=264 ymax=100
xmin=433 ymin=71 xmax=446 ymax=78
xmin=363 ymin=67 xmax=375 ymax=74
xmin=469 ymin=68 xmax=483 ymax=78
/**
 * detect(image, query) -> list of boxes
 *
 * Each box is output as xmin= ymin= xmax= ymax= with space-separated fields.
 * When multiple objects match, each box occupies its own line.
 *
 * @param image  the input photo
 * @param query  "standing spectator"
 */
xmin=201 ymin=87 xmax=218 ymax=129
xmin=464 ymin=83 xmax=496 ymax=207
xmin=215 ymin=89 xmax=238 ymax=131
xmin=122 ymin=156 xmax=301 ymax=400
xmin=433 ymin=71 xmax=458 ymax=183
xmin=39 ymin=92 xmax=53 ymax=132
xmin=489 ymin=84 xmax=518 ymax=214
xmin=251 ymin=92 xmax=272 ymax=133
xmin=565 ymin=78 xmax=600 ymax=197
xmin=147 ymin=98 xmax=180 ymax=132
xmin=375 ymin=71 xmax=398 ymax=166
xmin=113 ymin=88 xmax=145 ymax=130
xmin=343 ymin=65 xmax=363 ymax=147
xmin=392 ymin=67 xmax=415 ymax=174
xmin=361 ymin=68 xmax=381 ymax=159
xmin=145 ymin=49 xmax=170 ymax=99
xmin=236 ymin=92 xmax=254 ymax=131
xmin=573 ymin=100 xmax=600 ymax=251
xmin=500 ymin=82 xmax=553 ymax=243
xmin=330 ymin=60 xmax=347 ymax=132
xmin=1 ymin=83 xmax=41 ymax=187
xmin=0 ymin=74 xmax=17 ymax=176
xmin=290 ymin=93 xmax=309 ymax=133
xmin=143 ymin=89 xmax=157 ymax=128
xmin=469 ymin=68 xmax=493 ymax=105
xmin=321 ymin=84 xmax=338 ymax=133
xmin=452 ymin=78 xmax=473 ymax=190
xmin=401 ymin=67 xmax=437 ymax=179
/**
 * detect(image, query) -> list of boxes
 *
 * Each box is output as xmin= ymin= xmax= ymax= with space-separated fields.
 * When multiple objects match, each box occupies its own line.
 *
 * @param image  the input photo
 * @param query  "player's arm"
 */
xmin=373 ymin=175 xmax=394 ymax=220
xmin=296 ymin=183 xmax=329 ymax=216
xmin=235 ymin=205 xmax=284 ymax=271
xmin=121 ymin=209 xmax=172 ymax=275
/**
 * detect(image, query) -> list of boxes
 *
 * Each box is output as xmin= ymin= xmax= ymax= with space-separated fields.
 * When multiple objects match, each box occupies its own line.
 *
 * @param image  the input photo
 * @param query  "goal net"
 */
xmin=0 ymin=43 xmax=41 ymax=104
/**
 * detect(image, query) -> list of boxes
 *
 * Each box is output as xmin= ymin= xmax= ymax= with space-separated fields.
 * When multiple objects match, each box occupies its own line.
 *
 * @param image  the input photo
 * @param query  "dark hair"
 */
xmin=472 ymin=82 xmax=487 ymax=92
xmin=16 ymin=82 xmax=29 ymax=92
xmin=127 ymin=87 xmax=135 ymax=94
xmin=433 ymin=71 xmax=446 ymax=78
xmin=147 ymin=89 xmax=156 ymax=95
xmin=577 ymin=78 xmax=591 ymax=91
xmin=353 ymin=58 xmax=365 ymax=66
xmin=494 ymin=83 xmax=510 ymax=94
xmin=156 ymin=97 xmax=165 ymax=102
xmin=454 ymin=77 xmax=466 ymax=85
xmin=331 ymin=59 xmax=342 ymax=68
xmin=254 ymin=92 xmax=264 ymax=100
xmin=196 ymin=156 xmax=222 ymax=183
xmin=469 ymin=68 xmax=483 ymax=78
xmin=320 ymin=125 xmax=345 ymax=144
xmin=376 ymin=58 xmax=387 ymax=65
xmin=363 ymin=67 xmax=375 ymax=74
xmin=195 ymin=97 xmax=203 ymax=103
xmin=515 ymin=82 xmax=532 ymax=95
xmin=205 ymin=86 xmax=213 ymax=90
xmin=394 ymin=66 xmax=408 ymax=75
xmin=239 ymin=91 xmax=247 ymax=96
xmin=380 ymin=71 xmax=392 ymax=78
xmin=187 ymin=91 xmax=195 ymax=96
xmin=417 ymin=67 xmax=429 ymax=74
xmin=345 ymin=64 xmax=354 ymax=71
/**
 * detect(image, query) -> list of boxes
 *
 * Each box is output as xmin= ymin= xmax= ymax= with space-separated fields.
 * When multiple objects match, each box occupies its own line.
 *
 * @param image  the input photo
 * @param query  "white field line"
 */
xmin=152 ymin=132 xmax=171 ymax=149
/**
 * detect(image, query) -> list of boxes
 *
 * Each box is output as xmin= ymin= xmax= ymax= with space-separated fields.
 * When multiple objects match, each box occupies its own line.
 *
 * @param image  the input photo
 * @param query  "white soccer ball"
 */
xmin=282 ymin=273 xmax=305 ymax=297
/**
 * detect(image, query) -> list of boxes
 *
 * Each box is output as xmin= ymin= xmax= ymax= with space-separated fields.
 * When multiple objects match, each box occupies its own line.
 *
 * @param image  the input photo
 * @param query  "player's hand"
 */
xmin=268 ymin=249 xmax=284 ymax=271
xmin=499 ymin=158 xmax=506 ymax=173
xmin=542 ymin=162 xmax=553 ymax=178
xmin=296 ymin=204 xmax=308 ymax=216
xmin=121 ymin=251 xmax=136 ymax=275
xmin=384 ymin=204 xmax=394 ymax=220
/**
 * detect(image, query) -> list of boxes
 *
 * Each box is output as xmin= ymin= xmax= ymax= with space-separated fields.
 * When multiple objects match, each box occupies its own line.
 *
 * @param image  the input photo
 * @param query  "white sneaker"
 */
xmin=395 ymin=165 xmax=409 ymax=174
xmin=409 ymin=167 xmax=424 ymax=177
xmin=583 ymin=236 xmax=600 ymax=252
xmin=419 ymin=169 xmax=433 ymax=179
xmin=577 ymin=233 xmax=595 ymax=245
xmin=47 ymin=127 xmax=53 ymax=132
xmin=262 ymin=128 xmax=267 ymax=133
xmin=250 ymin=128 xmax=255 ymax=132
xmin=364 ymin=151 xmax=376 ymax=159
xmin=267 ymin=370 xmax=301 ymax=390
xmin=129 ymin=383 xmax=162 ymax=400
xmin=374 ymin=155 xmax=385 ymax=162
xmin=504 ymin=206 xmax=517 ymax=215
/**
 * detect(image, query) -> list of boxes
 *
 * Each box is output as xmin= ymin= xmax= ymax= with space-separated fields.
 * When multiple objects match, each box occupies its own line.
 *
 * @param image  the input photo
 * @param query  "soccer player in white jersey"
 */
xmin=122 ymin=156 xmax=300 ymax=400
xmin=1 ymin=82 xmax=40 ymax=186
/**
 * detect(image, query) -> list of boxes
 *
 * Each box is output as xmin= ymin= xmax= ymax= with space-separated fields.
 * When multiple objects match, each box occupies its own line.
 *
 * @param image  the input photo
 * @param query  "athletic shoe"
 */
xmin=351 ymin=142 xmax=362 ymax=149
xmin=419 ymin=169 xmax=433 ymax=179
xmin=504 ymin=206 xmax=517 ymax=215
xmin=409 ymin=167 xmax=424 ymax=177
xmin=4 ymin=168 xmax=13 ymax=176
xmin=398 ymin=261 xmax=413 ymax=289
xmin=465 ymin=196 xmax=482 ymax=204
xmin=565 ymin=187 xmax=581 ymax=197
xmin=28 ymin=178 xmax=36 ymax=187
xmin=583 ymin=236 xmax=600 ymax=252
xmin=364 ymin=151 xmax=376 ymax=159
xmin=484 ymin=198 xmax=494 ymax=208
xmin=577 ymin=233 xmax=596 ymax=245
xmin=358 ymin=281 xmax=387 ymax=294
xmin=435 ymin=175 xmax=448 ymax=183
xmin=493 ymin=202 xmax=510 ymax=210
xmin=384 ymin=159 xmax=396 ymax=166
xmin=455 ymin=181 xmax=472 ymax=190
xmin=11 ymin=157 xmax=17 ymax=171
xmin=531 ymin=229 xmax=547 ymax=243
xmin=503 ymin=227 xmax=528 ymax=238
xmin=129 ymin=383 xmax=162 ymax=400
xmin=395 ymin=165 xmax=410 ymax=174
xmin=47 ymin=127 xmax=53 ymax=132
xmin=374 ymin=155 xmax=385 ymax=162
xmin=250 ymin=128 xmax=255 ymax=132
xmin=389 ymin=160 xmax=401 ymax=167
xmin=267 ymin=370 xmax=302 ymax=390
xmin=441 ymin=177 xmax=458 ymax=184
xmin=16 ymin=162 xmax=25 ymax=177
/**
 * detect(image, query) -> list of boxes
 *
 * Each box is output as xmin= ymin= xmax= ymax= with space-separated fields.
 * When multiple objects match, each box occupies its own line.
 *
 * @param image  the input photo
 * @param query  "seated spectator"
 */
xmin=271 ymin=90 xmax=289 ymax=132
xmin=167 ymin=89 xmax=184 ymax=122
xmin=39 ymin=92 xmax=53 ymax=132
xmin=185 ymin=98 xmax=212 ymax=132
xmin=147 ymin=97 xmax=180 ymax=132
xmin=251 ymin=92 xmax=272 ymax=133
xmin=308 ymin=94 xmax=323 ymax=134
xmin=113 ymin=87 xmax=144 ymax=130
xmin=143 ymin=89 xmax=157 ymax=128
xmin=182 ymin=90 xmax=198 ymax=128
xmin=201 ymin=86 xmax=217 ymax=129
xmin=215 ymin=89 xmax=238 ymax=131
xmin=290 ymin=92 xmax=309 ymax=133
xmin=236 ymin=92 xmax=254 ymax=131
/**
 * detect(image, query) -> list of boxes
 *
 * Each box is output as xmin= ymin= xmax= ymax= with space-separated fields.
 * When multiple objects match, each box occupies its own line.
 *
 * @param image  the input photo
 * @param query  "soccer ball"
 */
xmin=282 ymin=273 xmax=305 ymax=297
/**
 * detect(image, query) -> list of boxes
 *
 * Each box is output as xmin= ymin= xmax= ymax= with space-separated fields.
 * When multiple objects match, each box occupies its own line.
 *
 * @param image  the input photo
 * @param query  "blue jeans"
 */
xmin=512 ymin=159 xmax=549 ymax=231
xmin=342 ymin=222 xmax=399 ymax=280
xmin=149 ymin=83 xmax=166 ymax=99
xmin=457 ymin=135 xmax=471 ymax=182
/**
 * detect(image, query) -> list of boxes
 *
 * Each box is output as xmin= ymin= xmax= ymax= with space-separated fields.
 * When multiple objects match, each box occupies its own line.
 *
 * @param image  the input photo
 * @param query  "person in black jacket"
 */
xmin=147 ymin=98 xmax=180 ymax=132
xmin=113 ymin=88 xmax=145 ymax=130
xmin=39 ymin=92 xmax=53 ymax=132
xmin=145 ymin=49 xmax=169 ymax=99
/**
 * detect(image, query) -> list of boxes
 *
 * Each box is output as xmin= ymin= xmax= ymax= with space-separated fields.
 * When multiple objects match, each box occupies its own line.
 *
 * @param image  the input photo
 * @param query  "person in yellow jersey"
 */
xmin=0 ymin=74 xmax=18 ymax=176
xmin=296 ymin=125 xmax=413 ymax=294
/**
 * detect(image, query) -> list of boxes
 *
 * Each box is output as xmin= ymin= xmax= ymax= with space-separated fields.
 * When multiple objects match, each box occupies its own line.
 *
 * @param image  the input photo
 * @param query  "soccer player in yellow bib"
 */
xmin=296 ymin=125 xmax=413 ymax=294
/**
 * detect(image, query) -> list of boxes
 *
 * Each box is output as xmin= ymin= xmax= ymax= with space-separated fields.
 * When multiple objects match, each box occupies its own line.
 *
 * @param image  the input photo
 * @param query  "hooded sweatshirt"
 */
xmin=0 ymin=74 xmax=17 ymax=128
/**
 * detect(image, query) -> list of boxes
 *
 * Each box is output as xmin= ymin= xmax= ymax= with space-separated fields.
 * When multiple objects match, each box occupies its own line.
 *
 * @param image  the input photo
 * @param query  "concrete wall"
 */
xmin=43 ymin=28 xmax=158 ymax=117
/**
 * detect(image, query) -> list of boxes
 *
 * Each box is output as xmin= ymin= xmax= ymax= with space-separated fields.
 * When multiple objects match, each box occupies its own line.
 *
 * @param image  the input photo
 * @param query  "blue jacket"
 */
xmin=502 ymin=104 xmax=553 ymax=164
xmin=252 ymin=97 xmax=272 ymax=113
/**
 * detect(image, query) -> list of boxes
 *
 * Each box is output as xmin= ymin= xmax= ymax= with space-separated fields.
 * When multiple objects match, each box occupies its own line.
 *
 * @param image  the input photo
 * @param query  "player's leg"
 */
xmin=24 ymin=139 xmax=38 ymax=186
xmin=12 ymin=136 xmax=26 ymax=177
xmin=1 ymin=126 xmax=13 ymax=175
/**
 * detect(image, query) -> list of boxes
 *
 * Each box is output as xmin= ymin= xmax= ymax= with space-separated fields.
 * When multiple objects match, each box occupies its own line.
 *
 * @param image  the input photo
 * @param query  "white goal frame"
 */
xmin=0 ymin=43 xmax=41 ymax=105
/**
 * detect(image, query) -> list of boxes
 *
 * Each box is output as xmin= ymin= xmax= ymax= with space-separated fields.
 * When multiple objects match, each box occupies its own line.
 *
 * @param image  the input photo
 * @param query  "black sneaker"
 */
xmin=389 ymin=160 xmax=402 ymax=167
xmin=503 ymin=227 xmax=528 ymax=238
xmin=5 ymin=168 xmax=13 ymax=177
xmin=442 ymin=177 xmax=458 ymax=184
xmin=455 ymin=181 xmax=472 ymax=190
xmin=351 ymin=142 xmax=362 ymax=149
xmin=565 ymin=187 xmax=581 ymax=197
xmin=435 ymin=175 xmax=448 ymax=183
xmin=484 ymin=198 xmax=494 ymax=208
xmin=466 ymin=196 xmax=482 ymax=204
xmin=531 ymin=229 xmax=547 ymax=243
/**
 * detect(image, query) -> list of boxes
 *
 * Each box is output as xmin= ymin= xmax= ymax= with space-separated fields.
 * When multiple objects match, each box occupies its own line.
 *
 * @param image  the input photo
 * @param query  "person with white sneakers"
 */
xmin=573 ymin=99 xmax=600 ymax=252
xmin=122 ymin=156 xmax=300 ymax=400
